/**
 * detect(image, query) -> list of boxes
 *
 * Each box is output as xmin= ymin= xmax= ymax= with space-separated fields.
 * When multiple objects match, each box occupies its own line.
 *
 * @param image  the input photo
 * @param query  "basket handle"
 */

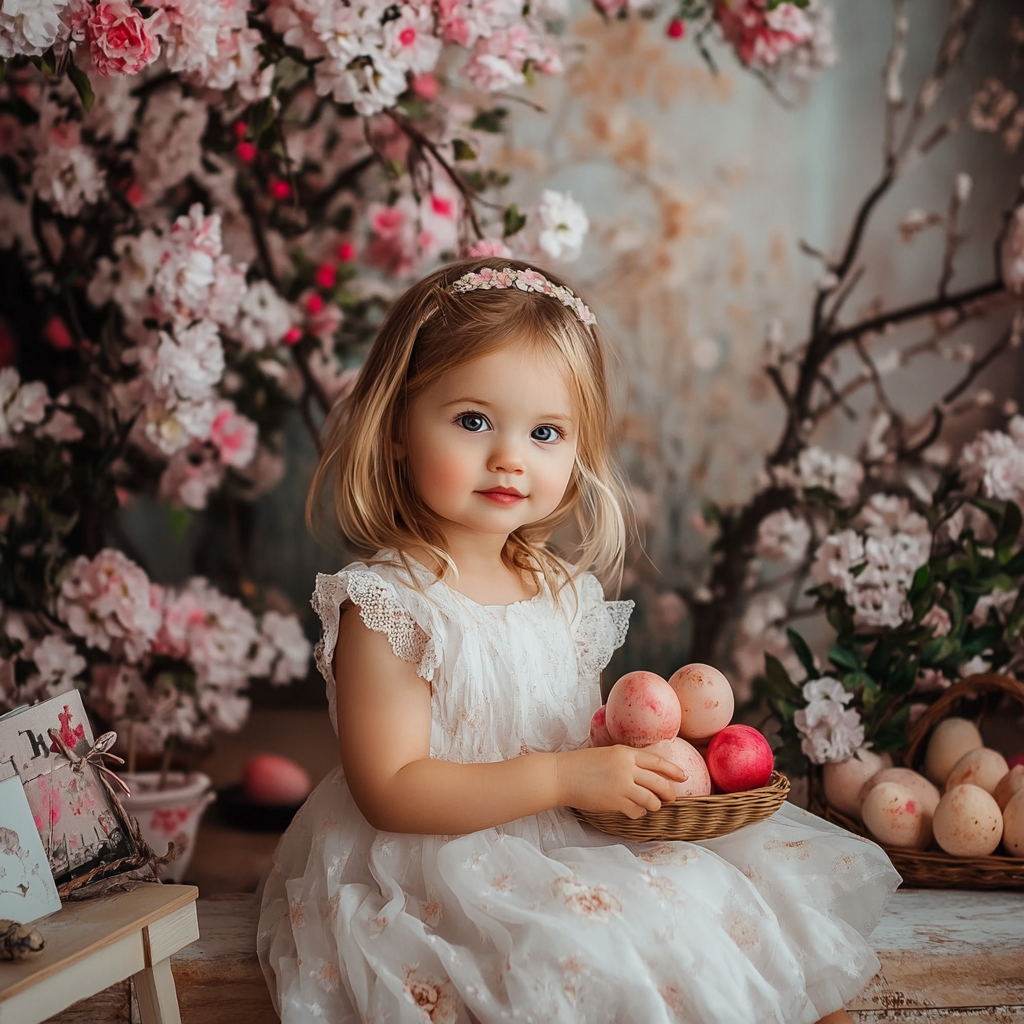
xmin=904 ymin=672 xmax=1024 ymax=770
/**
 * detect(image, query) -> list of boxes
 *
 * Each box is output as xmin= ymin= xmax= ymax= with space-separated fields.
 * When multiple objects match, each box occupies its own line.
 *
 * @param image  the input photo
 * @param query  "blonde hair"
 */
xmin=307 ymin=256 xmax=631 ymax=599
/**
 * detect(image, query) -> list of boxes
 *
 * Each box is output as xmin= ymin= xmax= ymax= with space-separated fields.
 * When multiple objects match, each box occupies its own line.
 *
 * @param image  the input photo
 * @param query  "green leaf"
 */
xmin=785 ymin=628 xmax=816 ymax=678
xmin=38 ymin=47 xmax=56 ymax=75
xmin=470 ymin=108 xmax=508 ymax=133
xmin=842 ymin=670 xmax=874 ymax=694
xmin=997 ymin=501 xmax=1022 ymax=555
xmin=67 ymin=63 xmax=95 ymax=112
xmin=827 ymin=643 xmax=861 ymax=672
xmin=970 ymin=496 xmax=1004 ymax=527
xmin=502 ymin=204 xmax=527 ymax=238
xmin=764 ymin=653 xmax=802 ymax=703
xmin=452 ymin=139 xmax=477 ymax=161
xmin=921 ymin=636 xmax=959 ymax=665
xmin=908 ymin=564 xmax=930 ymax=603
xmin=167 ymin=506 xmax=195 ymax=538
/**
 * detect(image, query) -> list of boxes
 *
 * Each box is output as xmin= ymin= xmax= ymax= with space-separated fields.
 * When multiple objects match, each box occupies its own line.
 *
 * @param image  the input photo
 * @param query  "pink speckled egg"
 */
xmin=945 ymin=747 xmax=1009 ymax=795
xmin=861 ymin=782 xmax=932 ymax=850
xmin=860 ymin=768 xmax=940 ymax=818
xmin=822 ymin=748 xmax=888 ymax=819
xmin=645 ymin=737 xmax=712 ymax=798
xmin=242 ymin=754 xmax=311 ymax=805
xmin=1003 ymin=788 xmax=1024 ymax=855
xmin=994 ymin=765 xmax=1024 ymax=812
xmin=589 ymin=705 xmax=614 ymax=748
xmin=667 ymin=663 xmax=735 ymax=743
xmin=605 ymin=671 xmax=681 ymax=747
xmin=932 ymin=784 xmax=1002 ymax=857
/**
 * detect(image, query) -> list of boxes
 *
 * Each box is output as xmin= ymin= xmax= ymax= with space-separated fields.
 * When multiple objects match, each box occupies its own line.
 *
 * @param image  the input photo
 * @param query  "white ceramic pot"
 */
xmin=120 ymin=771 xmax=215 ymax=884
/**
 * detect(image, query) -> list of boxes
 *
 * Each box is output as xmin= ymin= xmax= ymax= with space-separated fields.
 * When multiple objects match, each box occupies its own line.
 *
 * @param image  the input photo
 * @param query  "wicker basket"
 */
xmin=572 ymin=771 xmax=790 ymax=842
xmin=814 ymin=673 xmax=1024 ymax=890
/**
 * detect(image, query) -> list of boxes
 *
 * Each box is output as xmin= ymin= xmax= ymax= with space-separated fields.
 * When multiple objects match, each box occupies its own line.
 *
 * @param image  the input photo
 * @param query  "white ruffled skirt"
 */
xmin=258 ymin=767 xmax=900 ymax=1024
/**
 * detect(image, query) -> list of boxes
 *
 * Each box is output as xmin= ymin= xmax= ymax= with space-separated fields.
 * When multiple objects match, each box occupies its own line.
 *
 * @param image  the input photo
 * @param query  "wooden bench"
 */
xmin=44 ymin=889 xmax=1024 ymax=1023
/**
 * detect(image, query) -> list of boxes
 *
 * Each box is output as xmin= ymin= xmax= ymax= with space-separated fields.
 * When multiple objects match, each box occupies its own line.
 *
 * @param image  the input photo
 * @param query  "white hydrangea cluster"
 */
xmin=755 ymin=508 xmax=811 ymax=563
xmin=957 ymin=415 xmax=1024 ymax=506
xmin=810 ymin=494 xmax=931 ymax=630
xmin=793 ymin=677 xmax=865 ymax=764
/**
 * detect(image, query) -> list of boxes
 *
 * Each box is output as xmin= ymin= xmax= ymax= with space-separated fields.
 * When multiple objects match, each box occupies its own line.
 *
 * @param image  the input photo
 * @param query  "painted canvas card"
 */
xmin=0 ymin=691 xmax=140 ymax=894
xmin=0 ymin=776 xmax=61 ymax=924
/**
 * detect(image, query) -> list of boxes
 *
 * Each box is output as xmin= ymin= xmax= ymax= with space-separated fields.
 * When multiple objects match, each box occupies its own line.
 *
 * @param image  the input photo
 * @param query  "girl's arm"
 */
xmin=335 ymin=608 xmax=685 ymax=835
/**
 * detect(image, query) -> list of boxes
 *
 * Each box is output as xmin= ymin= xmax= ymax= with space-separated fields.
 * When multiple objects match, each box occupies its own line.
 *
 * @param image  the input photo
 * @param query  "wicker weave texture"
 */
xmin=572 ymin=771 xmax=790 ymax=842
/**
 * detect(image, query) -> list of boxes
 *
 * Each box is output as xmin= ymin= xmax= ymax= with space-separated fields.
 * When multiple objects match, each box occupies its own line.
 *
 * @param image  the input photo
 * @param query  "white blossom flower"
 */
xmin=856 ymin=493 xmax=930 ymax=540
xmin=149 ymin=321 xmax=225 ymax=400
xmin=796 ymin=447 xmax=864 ymax=505
xmin=794 ymin=685 xmax=865 ymax=764
xmin=259 ymin=611 xmax=312 ymax=685
xmin=958 ymin=654 xmax=992 ymax=678
xmin=1002 ymin=204 xmax=1024 ymax=296
xmin=530 ymin=190 xmax=589 ymax=262
xmin=811 ymin=528 xmax=929 ymax=630
xmin=801 ymin=676 xmax=851 ymax=705
xmin=0 ymin=367 xmax=49 ymax=447
xmin=30 ymin=134 xmax=104 ymax=217
xmin=236 ymin=281 xmax=295 ymax=351
xmin=755 ymin=509 xmax=811 ymax=563
xmin=958 ymin=423 xmax=1024 ymax=506
xmin=0 ymin=0 xmax=68 ymax=58
xmin=29 ymin=634 xmax=86 ymax=687
xmin=57 ymin=549 xmax=162 ymax=662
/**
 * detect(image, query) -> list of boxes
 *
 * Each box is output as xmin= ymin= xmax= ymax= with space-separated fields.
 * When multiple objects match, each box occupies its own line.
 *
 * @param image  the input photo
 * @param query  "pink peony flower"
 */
xmin=85 ymin=0 xmax=159 ymax=77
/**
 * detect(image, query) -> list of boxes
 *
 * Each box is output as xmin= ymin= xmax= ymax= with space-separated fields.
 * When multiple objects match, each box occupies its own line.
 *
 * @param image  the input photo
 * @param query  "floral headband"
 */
xmin=450 ymin=266 xmax=597 ymax=328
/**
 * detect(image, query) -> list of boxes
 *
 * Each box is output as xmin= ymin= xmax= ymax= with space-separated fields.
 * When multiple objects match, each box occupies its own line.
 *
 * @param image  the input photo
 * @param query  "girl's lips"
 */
xmin=477 ymin=490 xmax=525 ymax=506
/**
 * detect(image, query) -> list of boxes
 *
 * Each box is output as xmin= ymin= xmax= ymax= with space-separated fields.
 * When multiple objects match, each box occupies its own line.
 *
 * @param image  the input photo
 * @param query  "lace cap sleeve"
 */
xmin=572 ymin=572 xmax=633 ymax=682
xmin=310 ymin=566 xmax=440 ymax=723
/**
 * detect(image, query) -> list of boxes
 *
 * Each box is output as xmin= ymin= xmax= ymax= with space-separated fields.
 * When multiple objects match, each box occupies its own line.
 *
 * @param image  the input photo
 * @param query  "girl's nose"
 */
xmin=487 ymin=439 xmax=525 ymax=474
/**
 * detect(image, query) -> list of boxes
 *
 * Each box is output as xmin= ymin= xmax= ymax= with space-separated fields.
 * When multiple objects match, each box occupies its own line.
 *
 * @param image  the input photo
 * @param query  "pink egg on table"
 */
xmin=605 ymin=671 xmax=682 ymax=747
xmin=667 ymin=663 xmax=735 ymax=744
xmin=645 ymin=737 xmax=712 ymax=797
xmin=242 ymin=753 xmax=311 ymax=806
xmin=1008 ymin=752 xmax=1024 ymax=771
xmin=706 ymin=725 xmax=775 ymax=793
xmin=589 ymin=705 xmax=614 ymax=747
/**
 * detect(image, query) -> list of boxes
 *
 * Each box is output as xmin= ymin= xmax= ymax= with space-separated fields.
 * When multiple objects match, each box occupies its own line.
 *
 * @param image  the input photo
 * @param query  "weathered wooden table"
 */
xmin=0 ymin=885 xmax=199 ymax=1024
xmin=35 ymin=887 xmax=1024 ymax=1023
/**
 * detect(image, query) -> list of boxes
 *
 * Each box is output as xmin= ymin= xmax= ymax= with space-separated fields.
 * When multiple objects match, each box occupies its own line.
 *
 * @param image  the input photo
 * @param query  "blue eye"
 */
xmin=457 ymin=413 xmax=490 ymax=432
xmin=531 ymin=425 xmax=561 ymax=443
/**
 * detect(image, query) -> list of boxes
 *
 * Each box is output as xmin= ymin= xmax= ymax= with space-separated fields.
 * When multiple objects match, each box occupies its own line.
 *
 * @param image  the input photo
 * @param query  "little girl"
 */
xmin=258 ymin=257 xmax=901 ymax=1024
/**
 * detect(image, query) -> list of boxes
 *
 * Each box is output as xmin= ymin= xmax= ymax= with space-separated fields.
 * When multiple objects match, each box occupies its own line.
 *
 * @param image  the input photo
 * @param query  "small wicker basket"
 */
xmin=572 ymin=771 xmax=791 ymax=843
xmin=814 ymin=673 xmax=1024 ymax=890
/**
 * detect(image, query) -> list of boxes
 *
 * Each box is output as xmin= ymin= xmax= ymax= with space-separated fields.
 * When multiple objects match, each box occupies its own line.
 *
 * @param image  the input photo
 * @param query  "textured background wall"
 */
xmin=121 ymin=0 xmax=1024 ymax=697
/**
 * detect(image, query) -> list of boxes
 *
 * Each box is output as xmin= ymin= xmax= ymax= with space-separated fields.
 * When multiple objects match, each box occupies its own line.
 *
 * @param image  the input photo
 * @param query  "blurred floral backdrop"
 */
xmin=2 ymin=0 xmax=1023 ymax=775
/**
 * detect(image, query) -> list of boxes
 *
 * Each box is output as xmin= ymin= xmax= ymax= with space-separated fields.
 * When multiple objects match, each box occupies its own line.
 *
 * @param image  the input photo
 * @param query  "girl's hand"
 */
xmin=555 ymin=745 xmax=687 ymax=819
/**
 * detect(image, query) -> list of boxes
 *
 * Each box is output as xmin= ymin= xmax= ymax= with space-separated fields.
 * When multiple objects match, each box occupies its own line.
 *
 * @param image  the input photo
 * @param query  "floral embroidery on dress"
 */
xmin=763 ymin=838 xmax=812 ymax=861
xmin=288 ymin=900 xmax=306 ymax=929
xmin=401 ymin=968 xmax=460 ymax=1024
xmin=314 ymin=959 xmax=343 ymax=992
xmin=551 ymin=876 xmax=623 ymax=919
xmin=643 ymin=870 xmax=680 ymax=903
xmin=637 ymin=843 xmax=698 ymax=866
xmin=490 ymin=871 xmax=514 ymax=892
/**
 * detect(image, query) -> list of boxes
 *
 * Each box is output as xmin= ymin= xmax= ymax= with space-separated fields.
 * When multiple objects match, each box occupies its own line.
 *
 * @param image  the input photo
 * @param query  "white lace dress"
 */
xmin=258 ymin=554 xmax=901 ymax=1024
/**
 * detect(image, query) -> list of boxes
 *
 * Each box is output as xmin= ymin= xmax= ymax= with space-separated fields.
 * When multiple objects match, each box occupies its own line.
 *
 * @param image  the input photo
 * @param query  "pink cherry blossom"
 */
xmin=463 ymin=237 xmax=513 ymax=258
xmin=209 ymin=400 xmax=258 ymax=468
xmin=715 ymin=0 xmax=814 ymax=69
